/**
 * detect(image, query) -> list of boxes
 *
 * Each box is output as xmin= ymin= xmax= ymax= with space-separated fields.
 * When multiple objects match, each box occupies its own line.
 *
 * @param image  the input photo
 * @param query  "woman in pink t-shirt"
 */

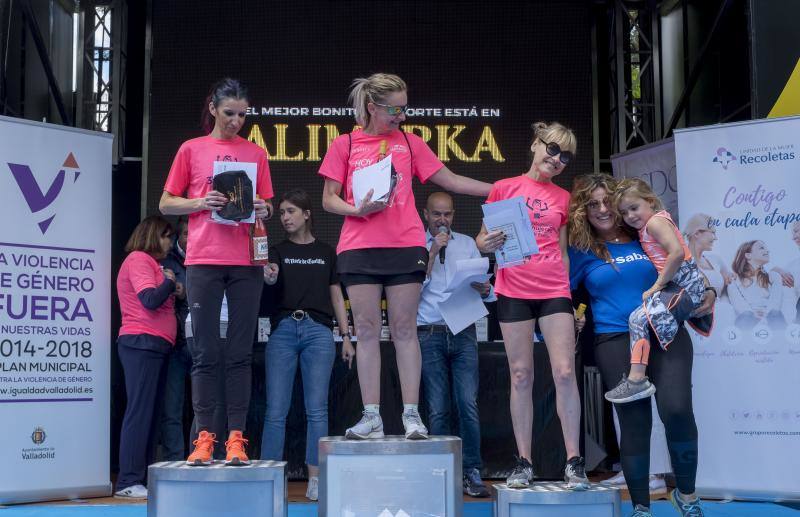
xmin=319 ymin=73 xmax=491 ymax=440
xmin=159 ymin=78 xmax=274 ymax=466
xmin=477 ymin=122 xmax=588 ymax=490
xmin=115 ymin=216 xmax=177 ymax=499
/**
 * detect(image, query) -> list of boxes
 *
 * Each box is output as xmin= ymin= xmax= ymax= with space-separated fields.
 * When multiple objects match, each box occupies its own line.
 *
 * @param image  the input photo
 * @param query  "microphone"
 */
xmin=438 ymin=225 xmax=448 ymax=264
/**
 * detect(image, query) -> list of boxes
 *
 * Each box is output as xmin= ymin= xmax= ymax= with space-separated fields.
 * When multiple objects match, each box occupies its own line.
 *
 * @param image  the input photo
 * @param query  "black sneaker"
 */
xmin=463 ymin=467 xmax=490 ymax=497
xmin=506 ymin=456 xmax=534 ymax=488
xmin=564 ymin=456 xmax=590 ymax=490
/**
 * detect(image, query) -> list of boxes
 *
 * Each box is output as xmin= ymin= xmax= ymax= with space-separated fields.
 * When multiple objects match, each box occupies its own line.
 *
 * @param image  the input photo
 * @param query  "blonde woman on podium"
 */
xmin=476 ymin=122 xmax=589 ymax=490
xmin=319 ymin=73 xmax=491 ymax=440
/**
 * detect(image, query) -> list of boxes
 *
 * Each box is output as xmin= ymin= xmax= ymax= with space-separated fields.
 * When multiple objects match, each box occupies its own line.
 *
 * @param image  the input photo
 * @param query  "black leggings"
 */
xmin=595 ymin=326 xmax=698 ymax=509
xmin=186 ymin=265 xmax=263 ymax=432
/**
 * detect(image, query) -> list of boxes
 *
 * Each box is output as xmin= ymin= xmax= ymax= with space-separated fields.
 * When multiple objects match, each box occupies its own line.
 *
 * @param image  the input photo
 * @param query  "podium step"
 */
xmin=147 ymin=460 xmax=287 ymax=517
xmin=493 ymin=482 xmax=621 ymax=517
xmin=319 ymin=435 xmax=462 ymax=517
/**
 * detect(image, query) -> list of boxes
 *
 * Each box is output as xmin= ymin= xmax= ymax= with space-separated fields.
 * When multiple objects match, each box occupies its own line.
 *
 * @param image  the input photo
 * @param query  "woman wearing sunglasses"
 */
xmin=476 ymin=122 xmax=589 ymax=490
xmin=319 ymin=73 xmax=492 ymax=440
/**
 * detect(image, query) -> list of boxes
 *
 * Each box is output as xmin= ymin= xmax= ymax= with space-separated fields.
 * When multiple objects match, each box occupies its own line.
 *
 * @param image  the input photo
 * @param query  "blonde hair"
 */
xmin=348 ymin=73 xmax=407 ymax=127
xmin=531 ymin=121 xmax=577 ymax=157
xmin=613 ymin=177 xmax=664 ymax=213
xmin=568 ymin=173 xmax=634 ymax=263
xmin=683 ymin=213 xmax=713 ymax=242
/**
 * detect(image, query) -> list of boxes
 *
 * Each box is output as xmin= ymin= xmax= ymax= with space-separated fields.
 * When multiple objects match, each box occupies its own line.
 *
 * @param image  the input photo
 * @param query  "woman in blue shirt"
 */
xmin=568 ymin=174 xmax=715 ymax=517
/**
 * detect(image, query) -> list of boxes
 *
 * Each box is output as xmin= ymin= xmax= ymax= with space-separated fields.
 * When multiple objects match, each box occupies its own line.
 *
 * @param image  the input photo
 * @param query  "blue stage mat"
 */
xmin=2 ymin=501 xmax=798 ymax=516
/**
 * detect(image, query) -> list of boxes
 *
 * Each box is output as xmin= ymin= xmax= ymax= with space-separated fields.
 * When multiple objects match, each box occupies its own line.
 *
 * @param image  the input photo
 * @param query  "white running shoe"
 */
xmin=601 ymin=471 xmax=627 ymax=487
xmin=402 ymin=409 xmax=429 ymax=439
xmin=649 ymin=474 xmax=667 ymax=495
xmin=306 ymin=476 xmax=319 ymax=501
xmin=345 ymin=411 xmax=384 ymax=439
xmin=114 ymin=484 xmax=147 ymax=499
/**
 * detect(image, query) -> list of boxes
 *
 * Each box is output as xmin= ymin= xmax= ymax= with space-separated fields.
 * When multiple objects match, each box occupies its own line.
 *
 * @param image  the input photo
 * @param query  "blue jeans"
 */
xmin=418 ymin=324 xmax=482 ymax=470
xmin=159 ymin=342 xmax=192 ymax=460
xmin=261 ymin=315 xmax=335 ymax=467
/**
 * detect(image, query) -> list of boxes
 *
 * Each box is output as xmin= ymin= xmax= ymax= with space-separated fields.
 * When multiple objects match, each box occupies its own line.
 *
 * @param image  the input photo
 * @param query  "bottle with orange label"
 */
xmin=250 ymin=196 xmax=269 ymax=265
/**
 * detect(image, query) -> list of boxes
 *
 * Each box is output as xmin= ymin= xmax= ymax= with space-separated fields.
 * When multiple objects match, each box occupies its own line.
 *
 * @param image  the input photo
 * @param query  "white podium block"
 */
xmin=319 ymin=436 xmax=462 ymax=517
xmin=147 ymin=460 xmax=287 ymax=517
xmin=493 ymin=483 xmax=621 ymax=517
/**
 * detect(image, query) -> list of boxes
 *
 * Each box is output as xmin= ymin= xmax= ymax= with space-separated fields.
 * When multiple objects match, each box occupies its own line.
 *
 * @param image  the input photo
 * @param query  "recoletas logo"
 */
xmin=7 ymin=152 xmax=80 ymax=234
xmin=712 ymin=147 xmax=737 ymax=170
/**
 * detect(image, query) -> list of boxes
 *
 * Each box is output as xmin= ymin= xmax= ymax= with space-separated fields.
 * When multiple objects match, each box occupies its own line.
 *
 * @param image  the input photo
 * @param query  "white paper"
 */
xmin=481 ymin=196 xmax=538 ymax=268
xmin=444 ymin=257 xmax=492 ymax=293
xmin=352 ymin=154 xmax=393 ymax=205
xmin=438 ymin=283 xmax=489 ymax=335
xmin=211 ymin=160 xmax=258 ymax=224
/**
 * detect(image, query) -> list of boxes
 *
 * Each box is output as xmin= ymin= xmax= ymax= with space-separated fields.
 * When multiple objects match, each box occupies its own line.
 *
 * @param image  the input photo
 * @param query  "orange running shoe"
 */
xmin=186 ymin=431 xmax=216 ymax=466
xmin=225 ymin=431 xmax=250 ymax=466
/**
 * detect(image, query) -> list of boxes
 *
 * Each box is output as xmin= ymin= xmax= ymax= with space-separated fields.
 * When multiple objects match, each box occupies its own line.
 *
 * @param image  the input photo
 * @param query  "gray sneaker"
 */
xmin=506 ymin=456 xmax=534 ymax=488
xmin=345 ymin=411 xmax=384 ymax=439
xmin=564 ymin=456 xmax=590 ymax=490
xmin=631 ymin=504 xmax=653 ymax=517
xmin=402 ymin=409 xmax=429 ymax=439
xmin=605 ymin=375 xmax=656 ymax=404
xmin=670 ymin=489 xmax=704 ymax=516
xmin=305 ymin=476 xmax=318 ymax=501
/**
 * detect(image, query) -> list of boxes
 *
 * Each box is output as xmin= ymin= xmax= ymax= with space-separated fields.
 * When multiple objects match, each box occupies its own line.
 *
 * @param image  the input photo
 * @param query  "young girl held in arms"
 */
xmin=605 ymin=178 xmax=713 ymax=404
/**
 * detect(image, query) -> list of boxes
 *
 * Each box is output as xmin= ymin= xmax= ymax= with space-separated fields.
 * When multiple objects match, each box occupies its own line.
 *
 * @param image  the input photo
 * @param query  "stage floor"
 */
xmin=3 ymin=480 xmax=799 ymax=516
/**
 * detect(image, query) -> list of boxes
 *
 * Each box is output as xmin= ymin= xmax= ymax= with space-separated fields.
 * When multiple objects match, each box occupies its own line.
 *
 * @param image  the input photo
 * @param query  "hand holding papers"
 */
xmin=481 ymin=196 xmax=538 ymax=269
xmin=352 ymin=155 xmax=396 ymax=211
xmin=438 ymin=257 xmax=492 ymax=335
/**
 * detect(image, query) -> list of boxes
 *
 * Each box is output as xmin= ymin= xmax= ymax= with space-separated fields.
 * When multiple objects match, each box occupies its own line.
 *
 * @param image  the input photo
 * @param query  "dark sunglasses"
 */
xmin=540 ymin=138 xmax=574 ymax=165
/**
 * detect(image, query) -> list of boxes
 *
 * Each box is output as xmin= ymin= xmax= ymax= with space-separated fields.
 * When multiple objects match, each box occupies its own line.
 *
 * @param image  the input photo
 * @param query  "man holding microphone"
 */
xmin=418 ymin=192 xmax=495 ymax=497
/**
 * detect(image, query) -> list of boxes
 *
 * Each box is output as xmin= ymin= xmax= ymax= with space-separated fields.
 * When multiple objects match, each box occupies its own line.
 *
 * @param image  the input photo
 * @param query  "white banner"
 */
xmin=611 ymin=138 xmax=679 ymax=224
xmin=675 ymin=116 xmax=800 ymax=500
xmin=0 ymin=115 xmax=113 ymax=503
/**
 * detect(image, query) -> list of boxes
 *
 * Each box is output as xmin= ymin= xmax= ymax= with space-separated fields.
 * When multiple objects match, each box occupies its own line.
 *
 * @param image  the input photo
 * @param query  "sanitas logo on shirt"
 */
xmin=612 ymin=252 xmax=651 ymax=265
xmin=283 ymin=258 xmax=326 ymax=265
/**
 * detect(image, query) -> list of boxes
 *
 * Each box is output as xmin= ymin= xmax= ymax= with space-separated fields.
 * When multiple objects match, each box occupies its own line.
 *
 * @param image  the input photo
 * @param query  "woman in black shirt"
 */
xmin=260 ymin=189 xmax=354 ymax=501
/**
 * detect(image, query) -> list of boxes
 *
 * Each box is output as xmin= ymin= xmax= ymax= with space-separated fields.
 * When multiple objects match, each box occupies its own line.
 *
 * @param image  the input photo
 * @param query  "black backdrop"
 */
xmin=148 ymin=0 xmax=593 ymax=242
xmin=146 ymin=0 xmax=594 ymax=479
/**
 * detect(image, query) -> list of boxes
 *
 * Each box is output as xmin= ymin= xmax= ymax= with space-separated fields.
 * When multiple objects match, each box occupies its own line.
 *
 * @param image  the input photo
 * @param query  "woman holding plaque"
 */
xmin=319 ymin=73 xmax=491 ymax=440
xmin=159 ymin=78 xmax=273 ymax=465
xmin=476 ymin=122 xmax=588 ymax=490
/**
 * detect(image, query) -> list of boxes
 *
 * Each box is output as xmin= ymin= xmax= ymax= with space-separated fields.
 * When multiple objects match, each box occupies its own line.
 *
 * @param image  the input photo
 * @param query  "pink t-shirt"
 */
xmin=318 ymin=129 xmax=443 ymax=254
xmin=486 ymin=175 xmax=571 ymax=299
xmin=163 ymin=135 xmax=273 ymax=266
xmin=117 ymin=251 xmax=177 ymax=344
xmin=639 ymin=210 xmax=692 ymax=271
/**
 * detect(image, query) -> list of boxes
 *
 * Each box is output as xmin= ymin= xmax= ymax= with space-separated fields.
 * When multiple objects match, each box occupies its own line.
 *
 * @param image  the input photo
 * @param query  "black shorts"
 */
xmin=339 ymin=271 xmax=426 ymax=288
xmin=337 ymin=247 xmax=428 ymax=288
xmin=497 ymin=295 xmax=573 ymax=323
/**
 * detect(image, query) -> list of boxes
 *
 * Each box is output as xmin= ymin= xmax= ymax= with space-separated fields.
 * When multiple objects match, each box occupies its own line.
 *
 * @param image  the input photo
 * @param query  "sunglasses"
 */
xmin=373 ymin=101 xmax=408 ymax=116
xmin=540 ymin=138 xmax=574 ymax=165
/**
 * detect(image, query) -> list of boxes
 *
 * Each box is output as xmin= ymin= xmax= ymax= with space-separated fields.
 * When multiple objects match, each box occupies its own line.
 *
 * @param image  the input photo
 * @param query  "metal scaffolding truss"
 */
xmin=606 ymin=0 xmax=662 ymax=154
xmin=76 ymin=0 xmax=126 ymax=162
